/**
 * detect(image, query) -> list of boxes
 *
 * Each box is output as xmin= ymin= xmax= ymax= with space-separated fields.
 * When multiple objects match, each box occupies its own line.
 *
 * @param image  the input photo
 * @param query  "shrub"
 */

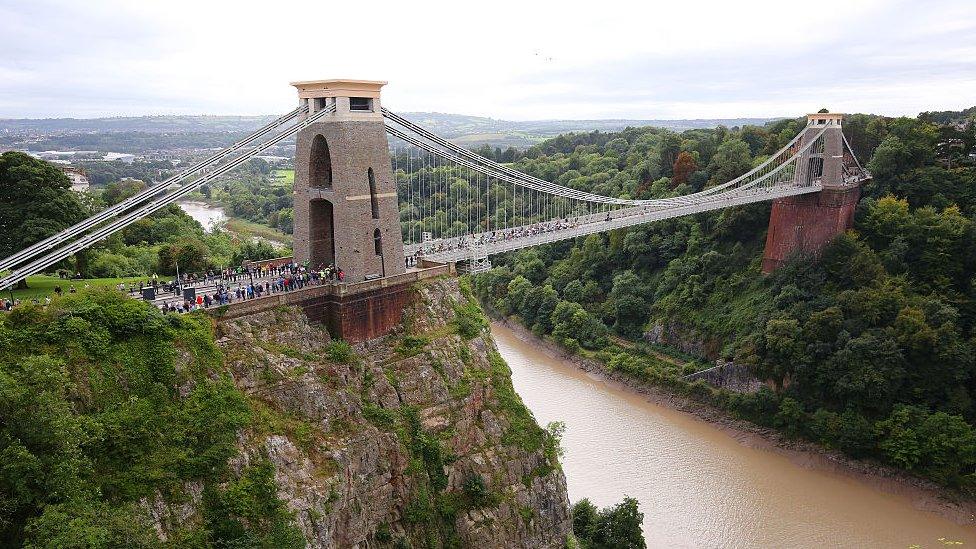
xmin=453 ymin=301 xmax=488 ymax=340
xmin=324 ymin=340 xmax=355 ymax=364
xmin=396 ymin=334 xmax=429 ymax=357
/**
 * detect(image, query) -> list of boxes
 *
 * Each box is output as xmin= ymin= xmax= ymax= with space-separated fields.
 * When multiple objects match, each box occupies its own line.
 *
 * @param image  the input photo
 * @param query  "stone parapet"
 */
xmin=213 ymin=264 xmax=451 ymax=342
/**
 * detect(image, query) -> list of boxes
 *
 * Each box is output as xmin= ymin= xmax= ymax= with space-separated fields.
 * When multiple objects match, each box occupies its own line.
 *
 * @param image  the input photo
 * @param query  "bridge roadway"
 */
xmin=407 ymin=181 xmax=825 ymax=264
xmin=141 ymin=264 xmax=442 ymax=310
xmin=143 ymin=272 xmax=318 ymax=309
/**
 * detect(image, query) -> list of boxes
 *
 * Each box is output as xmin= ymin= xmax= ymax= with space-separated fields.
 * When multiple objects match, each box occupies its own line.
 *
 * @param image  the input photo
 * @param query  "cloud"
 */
xmin=0 ymin=0 xmax=972 ymax=119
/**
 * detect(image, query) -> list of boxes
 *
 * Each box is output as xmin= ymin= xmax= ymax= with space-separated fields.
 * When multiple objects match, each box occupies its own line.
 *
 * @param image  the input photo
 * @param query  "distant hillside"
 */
xmin=0 ymin=112 xmax=783 ymax=151
xmin=401 ymin=112 xmax=782 ymax=147
xmin=919 ymin=106 xmax=976 ymax=126
xmin=0 ymin=115 xmax=278 ymax=134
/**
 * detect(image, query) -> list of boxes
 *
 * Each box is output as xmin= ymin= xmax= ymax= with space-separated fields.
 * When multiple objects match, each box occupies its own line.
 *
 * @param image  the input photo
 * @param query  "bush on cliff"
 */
xmin=0 ymin=290 xmax=301 ymax=546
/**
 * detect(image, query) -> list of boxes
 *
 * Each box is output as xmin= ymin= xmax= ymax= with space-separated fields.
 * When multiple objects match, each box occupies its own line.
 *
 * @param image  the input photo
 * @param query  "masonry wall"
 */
xmin=761 ymin=185 xmax=861 ymax=273
xmin=293 ymin=119 xmax=406 ymax=283
xmin=300 ymin=282 xmax=417 ymax=343
xmin=214 ymin=265 xmax=450 ymax=343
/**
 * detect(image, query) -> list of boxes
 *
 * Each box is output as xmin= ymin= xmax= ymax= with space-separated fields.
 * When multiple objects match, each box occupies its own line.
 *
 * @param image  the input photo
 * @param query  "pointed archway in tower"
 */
xmin=308 ymin=198 xmax=335 ymax=268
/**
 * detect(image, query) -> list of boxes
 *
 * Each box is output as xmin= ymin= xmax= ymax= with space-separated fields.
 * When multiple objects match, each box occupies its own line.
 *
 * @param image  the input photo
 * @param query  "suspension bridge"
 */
xmin=0 ymin=79 xmax=869 ymax=318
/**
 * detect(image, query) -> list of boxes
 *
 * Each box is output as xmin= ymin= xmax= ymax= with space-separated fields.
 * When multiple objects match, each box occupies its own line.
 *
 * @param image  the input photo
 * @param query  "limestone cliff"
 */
xmin=190 ymin=277 xmax=571 ymax=547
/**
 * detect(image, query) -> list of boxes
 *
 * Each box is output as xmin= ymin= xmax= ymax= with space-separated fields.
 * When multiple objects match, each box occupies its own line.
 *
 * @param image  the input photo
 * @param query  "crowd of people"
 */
xmin=157 ymin=260 xmax=346 ymax=314
xmin=0 ymin=260 xmax=350 ymax=315
xmin=416 ymin=217 xmax=586 ymax=255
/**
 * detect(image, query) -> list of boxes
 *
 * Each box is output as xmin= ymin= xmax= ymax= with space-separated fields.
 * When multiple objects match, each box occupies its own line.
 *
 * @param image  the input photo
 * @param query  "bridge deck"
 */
xmin=408 ymin=183 xmax=824 ymax=264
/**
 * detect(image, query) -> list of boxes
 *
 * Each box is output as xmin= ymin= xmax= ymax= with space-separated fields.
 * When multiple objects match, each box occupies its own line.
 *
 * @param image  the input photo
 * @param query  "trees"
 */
xmin=868 ymin=135 xmax=913 ymax=183
xmin=231 ymin=240 xmax=279 ymax=266
xmin=467 ymin=108 xmax=976 ymax=490
xmin=157 ymin=237 xmax=210 ymax=274
xmin=0 ymin=152 xmax=89 ymax=261
xmin=0 ymin=292 xmax=262 ymax=545
xmin=657 ymin=132 xmax=682 ymax=177
xmin=706 ymin=138 xmax=752 ymax=185
xmin=739 ymin=126 xmax=769 ymax=156
xmin=572 ymin=497 xmax=646 ymax=549
xmin=608 ymin=271 xmax=648 ymax=338
xmin=671 ymin=151 xmax=698 ymax=187
xmin=876 ymin=405 xmax=976 ymax=485
xmin=551 ymin=301 xmax=608 ymax=350
xmin=102 ymin=178 xmax=148 ymax=205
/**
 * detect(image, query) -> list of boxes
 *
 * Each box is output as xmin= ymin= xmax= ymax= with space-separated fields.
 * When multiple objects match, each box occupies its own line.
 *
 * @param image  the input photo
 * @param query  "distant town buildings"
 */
xmin=62 ymin=166 xmax=90 ymax=192
xmin=27 ymin=150 xmax=136 ymax=163
xmin=254 ymin=155 xmax=289 ymax=164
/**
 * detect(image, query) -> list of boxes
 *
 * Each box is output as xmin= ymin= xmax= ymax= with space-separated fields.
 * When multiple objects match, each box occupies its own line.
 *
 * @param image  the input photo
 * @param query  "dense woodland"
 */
xmin=470 ymin=109 xmax=976 ymax=492
xmin=3 ymin=105 xmax=976 ymax=544
xmin=0 ymin=291 xmax=305 ymax=546
xmin=0 ymin=151 xmax=280 ymax=280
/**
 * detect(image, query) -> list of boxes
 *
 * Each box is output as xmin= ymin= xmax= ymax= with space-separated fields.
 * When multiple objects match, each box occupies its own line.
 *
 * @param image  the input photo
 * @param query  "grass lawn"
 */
xmin=5 ymin=275 xmax=149 ymax=300
xmin=271 ymin=169 xmax=294 ymax=186
xmin=224 ymin=217 xmax=293 ymax=248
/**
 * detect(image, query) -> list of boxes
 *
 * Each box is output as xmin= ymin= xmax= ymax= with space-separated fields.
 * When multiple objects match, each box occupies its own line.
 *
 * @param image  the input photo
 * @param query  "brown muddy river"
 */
xmin=491 ymin=323 xmax=976 ymax=548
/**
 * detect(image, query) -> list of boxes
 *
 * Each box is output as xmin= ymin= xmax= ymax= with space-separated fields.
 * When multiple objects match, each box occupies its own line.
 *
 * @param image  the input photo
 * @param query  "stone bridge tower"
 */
xmin=292 ymin=79 xmax=406 ymax=283
xmin=761 ymin=112 xmax=864 ymax=272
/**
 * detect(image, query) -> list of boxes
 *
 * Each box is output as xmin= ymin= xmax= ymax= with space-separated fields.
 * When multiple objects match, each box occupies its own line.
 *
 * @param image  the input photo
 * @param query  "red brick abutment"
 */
xmin=211 ymin=262 xmax=455 ymax=343
xmin=761 ymin=184 xmax=863 ymax=273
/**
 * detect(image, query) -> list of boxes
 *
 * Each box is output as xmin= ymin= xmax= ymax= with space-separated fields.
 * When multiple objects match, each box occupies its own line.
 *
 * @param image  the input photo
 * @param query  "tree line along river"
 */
xmin=491 ymin=323 xmax=976 ymax=548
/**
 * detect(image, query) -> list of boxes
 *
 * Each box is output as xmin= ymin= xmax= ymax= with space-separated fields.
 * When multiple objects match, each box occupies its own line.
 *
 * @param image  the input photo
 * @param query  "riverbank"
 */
xmin=493 ymin=317 xmax=976 ymax=528
xmin=177 ymin=200 xmax=291 ymax=249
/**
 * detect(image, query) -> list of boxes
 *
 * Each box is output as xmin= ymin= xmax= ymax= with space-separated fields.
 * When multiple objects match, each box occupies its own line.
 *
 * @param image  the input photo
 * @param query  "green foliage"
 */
xmin=472 ymin=110 xmax=976 ymax=491
xmin=231 ymin=239 xmax=280 ymax=266
xmin=487 ymin=351 xmax=549 ymax=456
xmin=393 ymin=406 xmax=474 ymax=547
xmin=0 ymin=151 xmax=90 ymax=260
xmin=707 ymin=138 xmax=753 ymax=185
xmin=201 ymin=458 xmax=305 ymax=548
xmin=119 ymin=203 xmax=204 ymax=247
xmin=206 ymin=160 xmax=296 ymax=234
xmin=875 ymin=405 xmax=976 ymax=485
xmin=324 ymin=339 xmax=356 ymax=364
xmin=102 ymin=178 xmax=147 ymax=205
xmin=20 ymin=500 xmax=159 ymax=549
xmin=363 ymin=402 xmax=398 ymax=430
xmin=0 ymin=291 xmax=301 ymax=545
xmin=396 ymin=334 xmax=430 ymax=357
xmin=572 ymin=497 xmax=646 ymax=549
xmin=88 ymin=251 xmax=142 ymax=278
xmin=460 ymin=474 xmax=497 ymax=509
xmin=453 ymin=300 xmax=488 ymax=340
xmin=157 ymin=236 xmax=210 ymax=274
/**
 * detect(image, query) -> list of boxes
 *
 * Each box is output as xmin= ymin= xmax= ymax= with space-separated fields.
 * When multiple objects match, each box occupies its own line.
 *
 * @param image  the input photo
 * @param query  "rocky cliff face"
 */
xmin=645 ymin=320 xmax=762 ymax=393
xmin=644 ymin=319 xmax=723 ymax=360
xmin=195 ymin=277 xmax=571 ymax=547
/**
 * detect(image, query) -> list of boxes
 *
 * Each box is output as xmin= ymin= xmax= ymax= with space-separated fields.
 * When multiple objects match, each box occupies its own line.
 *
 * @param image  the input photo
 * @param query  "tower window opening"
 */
xmin=368 ymin=167 xmax=380 ymax=219
xmin=373 ymin=228 xmax=383 ymax=255
xmin=350 ymin=97 xmax=373 ymax=111
xmin=309 ymin=134 xmax=333 ymax=188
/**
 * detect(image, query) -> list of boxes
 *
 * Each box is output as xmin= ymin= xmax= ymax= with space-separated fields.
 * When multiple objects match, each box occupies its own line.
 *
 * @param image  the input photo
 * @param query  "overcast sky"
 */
xmin=0 ymin=0 xmax=973 ymax=120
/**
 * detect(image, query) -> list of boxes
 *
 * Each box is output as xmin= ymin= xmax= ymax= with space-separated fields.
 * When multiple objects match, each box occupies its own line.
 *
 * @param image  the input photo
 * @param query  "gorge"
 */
xmin=0 ymin=278 xmax=573 ymax=547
